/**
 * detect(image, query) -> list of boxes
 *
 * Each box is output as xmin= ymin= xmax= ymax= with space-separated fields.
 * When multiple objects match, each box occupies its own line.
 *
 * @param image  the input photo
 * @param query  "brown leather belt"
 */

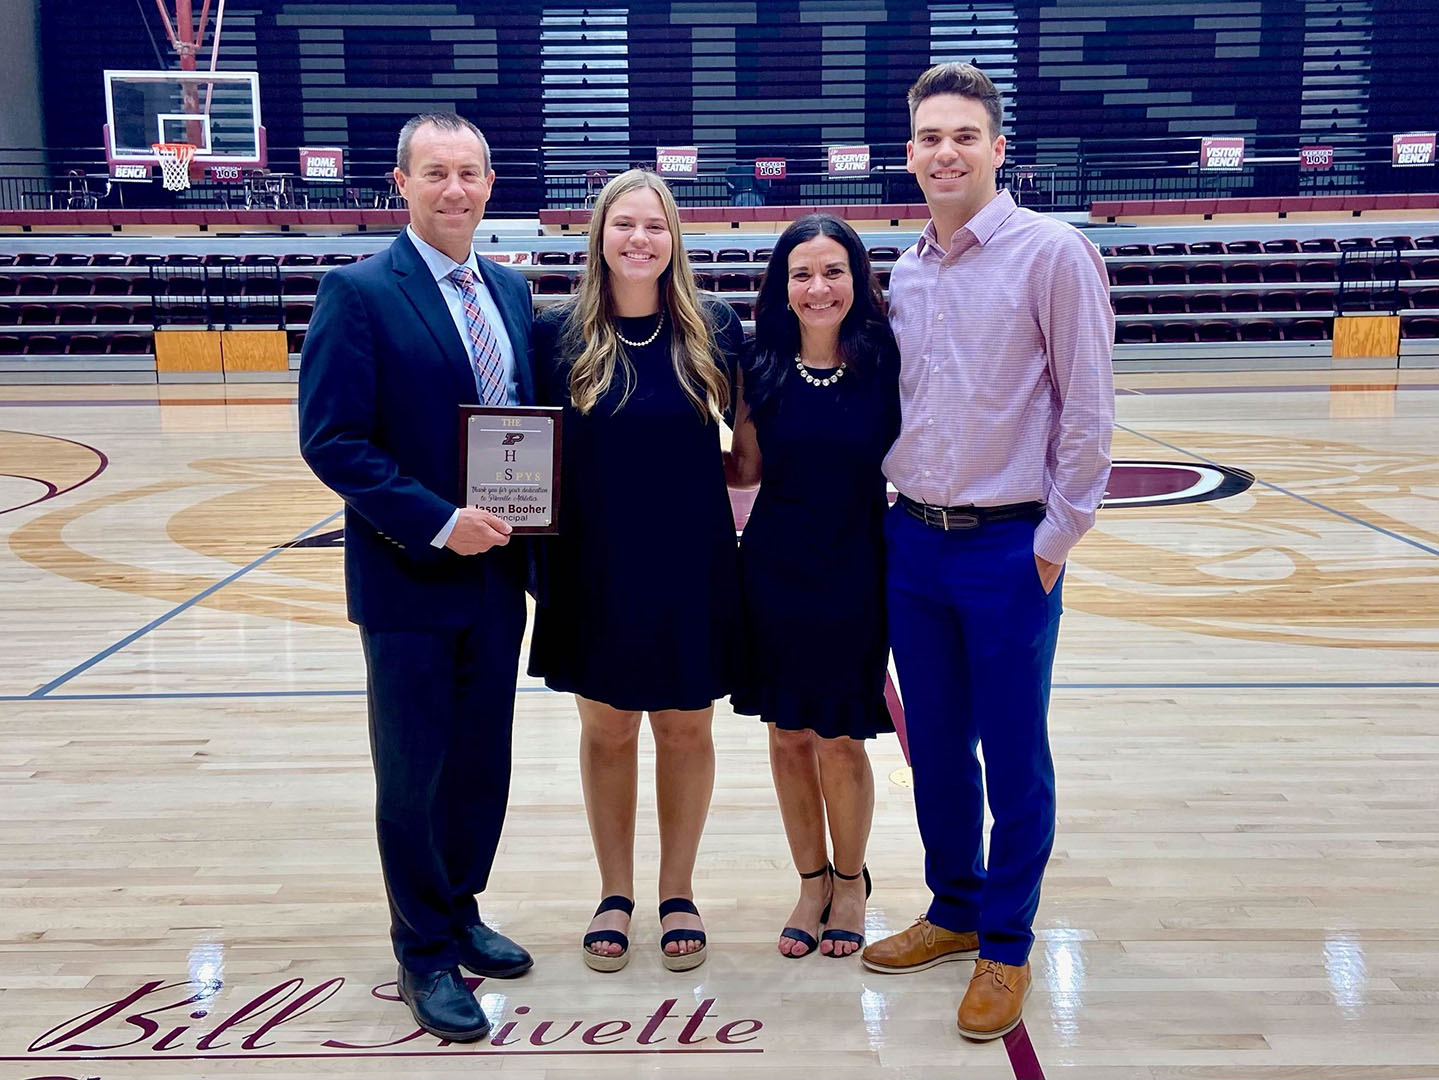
xmin=896 ymin=493 xmax=1046 ymax=532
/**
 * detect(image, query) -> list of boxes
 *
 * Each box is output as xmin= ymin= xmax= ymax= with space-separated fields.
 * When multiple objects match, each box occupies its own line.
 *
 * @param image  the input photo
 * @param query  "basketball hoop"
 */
xmin=152 ymin=142 xmax=197 ymax=191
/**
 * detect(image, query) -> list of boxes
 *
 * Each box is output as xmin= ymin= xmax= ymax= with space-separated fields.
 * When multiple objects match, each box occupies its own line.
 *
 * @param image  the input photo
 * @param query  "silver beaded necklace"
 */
xmin=794 ymin=354 xmax=847 ymax=387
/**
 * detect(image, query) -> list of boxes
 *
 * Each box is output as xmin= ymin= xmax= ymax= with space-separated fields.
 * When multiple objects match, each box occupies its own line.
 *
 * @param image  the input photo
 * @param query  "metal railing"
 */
xmin=3 ymin=132 xmax=1435 ymax=214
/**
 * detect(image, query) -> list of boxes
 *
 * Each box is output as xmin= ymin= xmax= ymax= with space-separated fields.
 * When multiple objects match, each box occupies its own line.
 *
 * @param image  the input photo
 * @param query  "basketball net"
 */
xmin=152 ymin=142 xmax=197 ymax=192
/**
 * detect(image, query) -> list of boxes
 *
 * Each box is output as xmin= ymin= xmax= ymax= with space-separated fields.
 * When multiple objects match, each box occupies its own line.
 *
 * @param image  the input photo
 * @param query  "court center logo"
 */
xmin=9 ymin=435 xmax=1437 ymax=650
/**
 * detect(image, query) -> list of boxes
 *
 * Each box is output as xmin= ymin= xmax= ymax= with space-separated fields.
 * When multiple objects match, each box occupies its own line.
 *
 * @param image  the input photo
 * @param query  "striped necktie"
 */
xmin=449 ymin=266 xmax=508 ymax=405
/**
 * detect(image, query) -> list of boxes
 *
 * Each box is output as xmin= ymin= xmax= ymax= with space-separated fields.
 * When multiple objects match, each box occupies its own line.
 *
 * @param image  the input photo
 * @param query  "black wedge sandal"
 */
xmin=658 ymin=897 xmax=707 ymax=972
xmin=820 ymin=864 xmax=871 ymax=957
xmin=778 ymin=862 xmax=833 ymax=958
xmin=582 ymin=895 xmax=635 ymax=973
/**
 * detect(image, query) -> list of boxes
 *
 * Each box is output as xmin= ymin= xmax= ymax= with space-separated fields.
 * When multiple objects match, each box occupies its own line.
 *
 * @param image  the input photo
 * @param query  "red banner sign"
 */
xmin=1199 ymin=137 xmax=1245 ymax=170
xmin=1392 ymin=133 xmax=1436 ymax=167
xmin=655 ymin=146 xmax=699 ymax=179
xmin=754 ymin=157 xmax=787 ymax=180
xmin=1298 ymin=145 xmax=1334 ymax=170
xmin=299 ymin=147 xmax=344 ymax=181
xmin=827 ymin=144 xmax=871 ymax=177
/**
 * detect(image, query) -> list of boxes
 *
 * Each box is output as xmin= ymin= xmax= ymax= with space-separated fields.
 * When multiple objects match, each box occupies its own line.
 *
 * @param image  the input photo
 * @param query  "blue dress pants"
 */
xmin=885 ymin=505 xmax=1063 ymax=966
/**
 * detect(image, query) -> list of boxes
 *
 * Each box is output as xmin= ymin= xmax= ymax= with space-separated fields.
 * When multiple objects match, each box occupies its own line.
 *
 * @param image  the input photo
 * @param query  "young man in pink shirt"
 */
xmin=860 ymin=63 xmax=1114 ymax=1040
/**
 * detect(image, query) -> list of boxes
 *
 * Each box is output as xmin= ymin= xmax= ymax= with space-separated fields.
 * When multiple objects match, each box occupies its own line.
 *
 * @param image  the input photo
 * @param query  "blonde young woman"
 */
xmin=528 ymin=169 xmax=744 ymax=973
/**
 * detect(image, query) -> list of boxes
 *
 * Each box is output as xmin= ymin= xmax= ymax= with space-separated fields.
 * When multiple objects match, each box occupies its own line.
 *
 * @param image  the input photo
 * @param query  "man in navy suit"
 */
xmin=299 ymin=113 xmax=535 ymax=1042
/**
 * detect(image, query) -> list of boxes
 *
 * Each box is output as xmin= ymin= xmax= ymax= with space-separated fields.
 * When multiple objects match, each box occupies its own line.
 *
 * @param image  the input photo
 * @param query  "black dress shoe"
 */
xmin=396 ymin=965 xmax=490 ymax=1042
xmin=457 ymin=920 xmax=534 ymax=978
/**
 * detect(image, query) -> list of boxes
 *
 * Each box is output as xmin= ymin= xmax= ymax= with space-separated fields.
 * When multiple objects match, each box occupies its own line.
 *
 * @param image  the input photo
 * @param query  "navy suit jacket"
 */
xmin=298 ymin=231 xmax=535 ymax=629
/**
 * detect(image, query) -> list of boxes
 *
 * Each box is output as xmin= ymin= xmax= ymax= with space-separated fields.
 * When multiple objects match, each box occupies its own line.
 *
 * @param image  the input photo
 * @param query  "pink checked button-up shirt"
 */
xmin=882 ymin=190 xmax=1115 ymax=564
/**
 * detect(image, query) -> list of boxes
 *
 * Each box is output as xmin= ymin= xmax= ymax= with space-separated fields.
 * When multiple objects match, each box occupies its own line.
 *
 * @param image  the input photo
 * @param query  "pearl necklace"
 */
xmin=794 ymin=354 xmax=846 ymax=387
xmin=615 ymin=311 xmax=665 ymax=348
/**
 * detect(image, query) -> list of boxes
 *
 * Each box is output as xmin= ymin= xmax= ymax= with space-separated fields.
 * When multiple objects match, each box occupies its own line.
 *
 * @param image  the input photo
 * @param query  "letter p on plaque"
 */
xmin=460 ymin=405 xmax=564 ymax=535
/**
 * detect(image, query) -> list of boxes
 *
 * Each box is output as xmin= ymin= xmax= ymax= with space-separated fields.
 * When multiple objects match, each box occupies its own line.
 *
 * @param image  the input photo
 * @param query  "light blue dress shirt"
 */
xmin=404 ymin=227 xmax=523 ymax=548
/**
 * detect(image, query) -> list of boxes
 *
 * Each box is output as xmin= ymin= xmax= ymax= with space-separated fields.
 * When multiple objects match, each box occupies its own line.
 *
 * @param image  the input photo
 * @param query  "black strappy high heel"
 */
xmin=820 ymin=864 xmax=871 ymax=956
xmin=778 ymin=862 xmax=832 ymax=958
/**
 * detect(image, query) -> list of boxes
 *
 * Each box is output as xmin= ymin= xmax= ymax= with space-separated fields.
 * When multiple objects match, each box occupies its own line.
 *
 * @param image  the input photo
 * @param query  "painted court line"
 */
xmin=1115 ymin=423 xmax=1439 ymax=558
xmin=26 ymin=509 xmax=344 ymax=699
xmin=3 ymin=682 xmax=1435 ymax=705
xmin=1004 ymin=1021 xmax=1046 ymax=1080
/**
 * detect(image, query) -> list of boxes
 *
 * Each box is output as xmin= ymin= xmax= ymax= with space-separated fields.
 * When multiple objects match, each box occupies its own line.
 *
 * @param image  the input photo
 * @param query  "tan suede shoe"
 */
xmin=860 ymin=916 xmax=980 ymax=973
xmin=957 ymin=958 xmax=1032 ymax=1040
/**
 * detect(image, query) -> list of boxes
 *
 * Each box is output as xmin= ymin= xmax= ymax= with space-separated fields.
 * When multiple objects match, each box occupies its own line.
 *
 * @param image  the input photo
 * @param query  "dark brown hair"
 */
xmin=907 ymin=63 xmax=1003 ymax=139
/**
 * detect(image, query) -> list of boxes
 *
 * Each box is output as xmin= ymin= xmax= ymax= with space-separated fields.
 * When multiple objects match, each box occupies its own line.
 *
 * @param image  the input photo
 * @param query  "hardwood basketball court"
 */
xmin=2 ymin=369 xmax=1436 ymax=1078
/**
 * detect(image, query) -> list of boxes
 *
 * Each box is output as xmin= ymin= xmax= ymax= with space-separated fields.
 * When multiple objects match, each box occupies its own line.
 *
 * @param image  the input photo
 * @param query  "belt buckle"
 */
xmin=939 ymin=507 xmax=979 ymax=531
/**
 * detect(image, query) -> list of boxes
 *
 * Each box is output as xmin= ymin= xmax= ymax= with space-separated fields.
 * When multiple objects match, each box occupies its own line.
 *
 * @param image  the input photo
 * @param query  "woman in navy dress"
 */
xmin=728 ymin=214 xmax=900 ymax=959
xmin=529 ymin=169 xmax=743 ymax=973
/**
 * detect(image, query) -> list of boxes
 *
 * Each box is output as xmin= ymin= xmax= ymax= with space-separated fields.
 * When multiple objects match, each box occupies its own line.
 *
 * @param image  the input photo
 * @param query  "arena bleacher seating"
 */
xmin=3 ymin=219 xmax=1438 ymax=381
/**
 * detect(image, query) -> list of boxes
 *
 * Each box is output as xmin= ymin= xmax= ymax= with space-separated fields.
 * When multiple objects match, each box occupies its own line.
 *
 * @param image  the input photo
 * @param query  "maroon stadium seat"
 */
xmin=1189 ymin=292 xmax=1225 ymax=313
xmin=1287 ymin=318 xmax=1330 ymax=340
xmin=1117 ymin=322 xmax=1155 ymax=343
xmin=107 ymin=333 xmax=151 ymax=354
xmin=1261 ymin=291 xmax=1299 ymax=312
xmin=1188 ymin=240 xmax=1225 ymax=255
xmin=54 ymin=276 xmax=91 ymax=296
xmin=1149 ymin=294 xmax=1187 ymax=315
xmin=1197 ymin=321 xmax=1238 ymax=341
xmin=67 ymin=333 xmax=105 ymax=354
xmin=1402 ymin=317 xmax=1439 ymax=338
xmin=1239 ymin=320 xmax=1281 ymax=341
xmin=25 ymin=334 xmax=63 ymax=354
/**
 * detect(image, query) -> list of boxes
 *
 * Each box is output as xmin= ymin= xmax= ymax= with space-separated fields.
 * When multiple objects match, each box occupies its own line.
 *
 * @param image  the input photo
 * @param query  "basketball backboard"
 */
xmin=103 ymin=70 xmax=266 ymax=168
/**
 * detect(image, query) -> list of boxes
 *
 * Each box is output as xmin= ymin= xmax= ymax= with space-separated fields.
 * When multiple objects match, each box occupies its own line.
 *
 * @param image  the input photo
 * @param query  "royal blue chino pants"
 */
xmin=885 ymin=505 xmax=1063 ymax=966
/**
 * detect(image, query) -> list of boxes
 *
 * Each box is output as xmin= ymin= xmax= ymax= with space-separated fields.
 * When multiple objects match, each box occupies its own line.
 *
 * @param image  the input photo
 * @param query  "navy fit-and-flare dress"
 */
xmin=528 ymin=299 xmax=745 ymax=712
xmin=730 ymin=344 xmax=901 ymax=739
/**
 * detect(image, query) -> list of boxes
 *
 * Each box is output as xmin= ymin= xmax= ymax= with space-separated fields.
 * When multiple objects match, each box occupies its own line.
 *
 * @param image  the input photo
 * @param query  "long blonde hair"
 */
xmin=564 ymin=169 xmax=730 ymax=418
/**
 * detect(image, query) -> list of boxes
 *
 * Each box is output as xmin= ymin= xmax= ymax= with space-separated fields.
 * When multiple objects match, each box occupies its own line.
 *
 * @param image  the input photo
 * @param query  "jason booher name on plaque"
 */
xmin=460 ymin=405 xmax=563 ymax=535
